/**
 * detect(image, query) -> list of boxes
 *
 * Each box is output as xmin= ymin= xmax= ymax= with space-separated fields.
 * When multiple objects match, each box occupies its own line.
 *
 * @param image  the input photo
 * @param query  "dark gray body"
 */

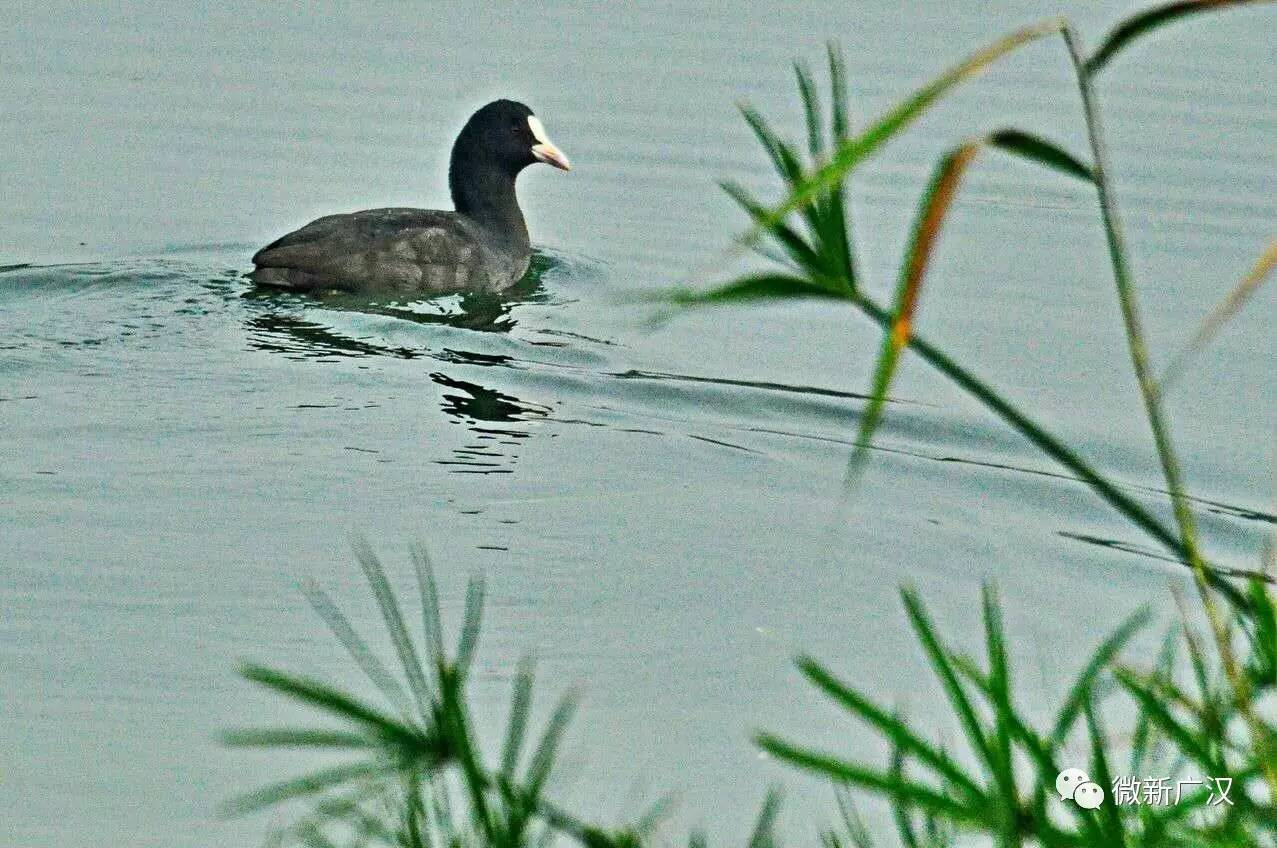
xmin=249 ymin=100 xmax=569 ymax=296
xmin=249 ymin=208 xmax=530 ymax=295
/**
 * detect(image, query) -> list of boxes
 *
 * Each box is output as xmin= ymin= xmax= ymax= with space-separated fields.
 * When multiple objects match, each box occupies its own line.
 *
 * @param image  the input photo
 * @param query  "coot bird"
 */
xmin=249 ymin=100 xmax=570 ymax=294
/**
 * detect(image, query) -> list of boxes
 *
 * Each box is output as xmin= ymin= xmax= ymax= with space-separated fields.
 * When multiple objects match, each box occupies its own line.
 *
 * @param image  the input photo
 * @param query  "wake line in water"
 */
xmin=235 ymin=290 xmax=1276 ymax=540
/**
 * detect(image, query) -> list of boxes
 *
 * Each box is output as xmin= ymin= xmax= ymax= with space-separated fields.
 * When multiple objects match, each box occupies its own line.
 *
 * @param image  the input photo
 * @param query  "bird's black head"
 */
xmin=452 ymin=99 xmax=571 ymax=177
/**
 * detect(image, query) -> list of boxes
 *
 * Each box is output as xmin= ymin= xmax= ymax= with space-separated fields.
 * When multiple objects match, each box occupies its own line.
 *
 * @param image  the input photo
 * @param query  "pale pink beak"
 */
xmin=528 ymin=115 xmax=571 ymax=171
xmin=532 ymin=142 xmax=572 ymax=171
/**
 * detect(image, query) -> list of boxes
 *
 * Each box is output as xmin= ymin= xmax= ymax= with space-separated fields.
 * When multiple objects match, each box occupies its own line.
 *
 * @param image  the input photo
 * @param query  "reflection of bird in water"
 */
xmin=430 ymin=373 xmax=549 ymax=476
xmin=431 ymin=373 xmax=549 ymax=424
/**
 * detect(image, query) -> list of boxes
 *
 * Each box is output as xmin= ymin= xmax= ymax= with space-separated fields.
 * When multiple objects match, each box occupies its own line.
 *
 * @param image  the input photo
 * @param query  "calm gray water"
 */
xmin=3 ymin=1 xmax=1275 ymax=845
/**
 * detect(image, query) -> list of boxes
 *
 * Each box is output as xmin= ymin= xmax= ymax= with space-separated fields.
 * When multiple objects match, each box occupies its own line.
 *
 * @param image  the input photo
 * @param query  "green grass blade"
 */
xmin=301 ymin=783 xmax=400 ymax=843
xmin=501 ymin=656 xmax=535 ymax=777
xmin=410 ymin=542 xmax=446 ymax=666
xmin=848 ymin=143 xmax=979 ymax=484
xmin=634 ymin=793 xmax=676 ymax=838
xmin=825 ymin=42 xmax=857 ymax=285
xmin=747 ymin=789 xmax=782 ymax=848
xmin=1082 ymin=701 xmax=1125 ymax=842
xmin=950 ymin=654 xmax=1059 ymax=782
xmin=979 ymin=585 xmax=1019 ymax=841
xmin=239 ymin=663 xmax=422 ymax=741
xmin=455 ymin=574 xmax=486 ymax=678
xmin=740 ymin=104 xmax=803 ymax=185
xmin=747 ymin=19 xmax=1064 ymax=237
xmin=295 ymin=822 xmax=343 ymax=848
xmin=756 ymin=734 xmax=978 ymax=823
xmin=899 ymin=587 xmax=995 ymax=773
xmin=1113 ymin=667 xmax=1219 ymax=769
xmin=1243 ymin=578 xmax=1277 ymax=686
xmin=354 ymin=539 xmax=434 ymax=716
xmin=222 ymin=728 xmax=378 ymax=749
xmin=301 ymin=580 xmax=416 ymax=722
xmin=828 ymin=42 xmax=850 ymax=142
xmin=1064 ymin=25 xmax=1206 ymax=573
xmin=666 ymin=273 xmax=852 ymax=306
xmin=986 ymin=129 xmax=1095 ymax=182
xmin=1178 ymin=607 xmax=1215 ymax=714
xmin=887 ymin=741 xmax=922 ymax=848
xmin=527 ymin=691 xmax=578 ymax=798
xmin=721 ymin=181 xmax=825 ymax=272
xmin=1084 ymin=0 xmax=1271 ymax=75
xmin=1130 ymin=629 xmax=1178 ymax=774
xmin=1160 ymin=233 xmax=1277 ymax=390
xmin=796 ymin=657 xmax=984 ymax=802
xmin=1050 ymin=607 xmax=1151 ymax=746
xmin=832 ymin=784 xmax=874 ymax=848
xmin=749 ymin=83 xmax=843 ymax=264
xmin=795 ymin=62 xmax=824 ymax=158
xmin=221 ymin=761 xmax=387 ymax=815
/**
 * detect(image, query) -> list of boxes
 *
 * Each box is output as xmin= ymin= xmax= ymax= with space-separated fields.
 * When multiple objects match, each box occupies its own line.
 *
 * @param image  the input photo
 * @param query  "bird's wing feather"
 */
xmin=251 ymin=208 xmax=492 ymax=291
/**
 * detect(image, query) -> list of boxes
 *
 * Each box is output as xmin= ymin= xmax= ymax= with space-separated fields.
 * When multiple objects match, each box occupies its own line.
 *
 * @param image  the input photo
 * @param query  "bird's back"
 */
xmin=250 ymin=208 xmax=529 ymax=294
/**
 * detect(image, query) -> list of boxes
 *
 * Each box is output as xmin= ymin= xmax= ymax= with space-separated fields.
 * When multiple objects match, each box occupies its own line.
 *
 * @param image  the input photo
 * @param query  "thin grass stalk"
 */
xmin=1159 ymin=234 xmax=1277 ymax=390
xmin=1064 ymin=23 xmax=1276 ymax=794
xmin=1061 ymin=28 xmax=1201 ymax=565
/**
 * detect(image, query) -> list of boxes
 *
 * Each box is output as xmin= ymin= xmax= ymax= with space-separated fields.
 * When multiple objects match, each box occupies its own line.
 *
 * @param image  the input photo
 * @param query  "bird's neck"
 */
xmin=449 ymin=155 xmax=529 ymax=254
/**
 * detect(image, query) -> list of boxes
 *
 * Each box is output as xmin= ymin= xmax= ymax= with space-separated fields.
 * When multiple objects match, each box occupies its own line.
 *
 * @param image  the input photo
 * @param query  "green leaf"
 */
xmin=501 ymin=656 xmax=535 ymax=777
xmin=1130 ymin=628 xmax=1178 ymax=774
xmin=410 ymin=541 xmax=446 ymax=666
xmin=757 ymin=734 xmax=977 ymax=823
xmin=455 ymin=574 xmax=486 ymax=678
xmin=526 ymin=691 xmax=578 ymax=799
xmin=238 ymin=663 xmax=424 ymax=748
xmin=1083 ymin=701 xmax=1125 ymax=842
xmin=665 ymin=273 xmax=852 ymax=307
xmin=747 ymin=19 xmax=1065 ymax=237
xmin=301 ymin=579 xmax=416 ymax=722
xmin=740 ymin=104 xmax=803 ymax=185
xmin=986 ymin=129 xmax=1094 ymax=182
xmin=848 ymin=143 xmax=979 ymax=484
xmin=950 ymin=654 xmax=1059 ymax=786
xmin=221 ymin=760 xmax=387 ymax=815
xmin=721 ymin=181 xmax=825 ymax=273
xmin=824 ymin=42 xmax=858 ymax=285
xmin=747 ymin=789 xmax=782 ymax=848
xmin=795 ymin=62 xmax=824 ymax=159
xmin=899 ymin=587 xmax=995 ymax=773
xmin=1064 ymin=23 xmax=1211 ymax=588
xmin=222 ymin=728 xmax=377 ymax=749
xmin=828 ymin=41 xmax=850 ymax=143
xmin=1114 ymin=667 xmax=1220 ymax=770
xmin=353 ymin=538 xmax=434 ymax=716
xmin=1085 ymin=0 xmax=1270 ymax=75
xmin=979 ymin=585 xmax=1019 ymax=839
xmin=796 ymin=657 xmax=984 ymax=803
xmin=1050 ymin=606 xmax=1150 ymax=746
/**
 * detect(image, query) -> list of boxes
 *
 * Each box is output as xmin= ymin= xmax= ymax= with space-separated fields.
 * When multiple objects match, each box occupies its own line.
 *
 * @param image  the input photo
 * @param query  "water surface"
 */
xmin=3 ymin=2 xmax=1275 ymax=845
